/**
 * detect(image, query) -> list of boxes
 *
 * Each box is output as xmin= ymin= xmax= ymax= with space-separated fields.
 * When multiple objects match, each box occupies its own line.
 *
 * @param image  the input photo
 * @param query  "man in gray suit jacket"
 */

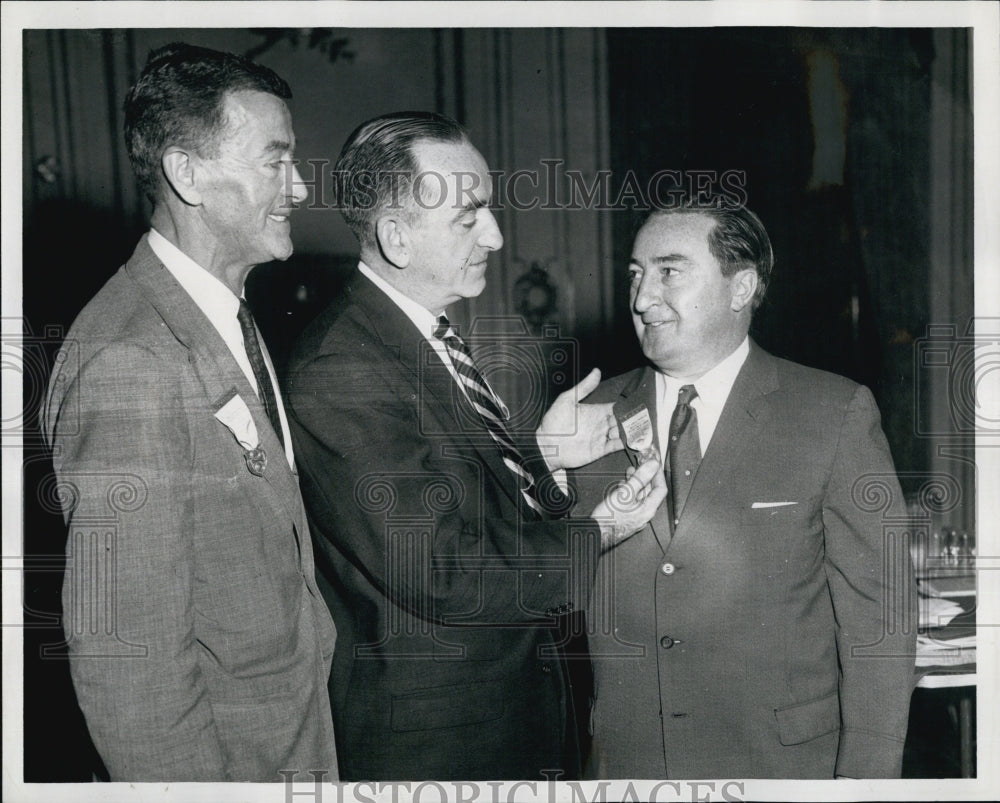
xmin=571 ymin=202 xmax=917 ymax=778
xmin=43 ymin=43 xmax=338 ymax=781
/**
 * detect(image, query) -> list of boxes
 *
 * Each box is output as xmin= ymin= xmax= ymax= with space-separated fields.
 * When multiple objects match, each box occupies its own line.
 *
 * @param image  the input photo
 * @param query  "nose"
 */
xmin=478 ymin=208 xmax=504 ymax=252
xmin=288 ymin=162 xmax=308 ymax=206
xmin=632 ymin=271 xmax=660 ymax=314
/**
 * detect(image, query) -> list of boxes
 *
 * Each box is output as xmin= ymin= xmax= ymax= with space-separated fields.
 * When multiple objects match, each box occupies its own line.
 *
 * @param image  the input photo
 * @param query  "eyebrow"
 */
xmin=263 ymin=139 xmax=293 ymax=155
xmin=450 ymin=195 xmax=490 ymax=223
xmin=629 ymin=253 xmax=692 ymax=267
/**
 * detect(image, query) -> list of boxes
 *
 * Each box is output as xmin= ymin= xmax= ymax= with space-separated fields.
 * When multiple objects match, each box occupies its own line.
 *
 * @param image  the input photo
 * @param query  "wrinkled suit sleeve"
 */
xmin=286 ymin=346 xmax=602 ymax=625
xmin=821 ymin=385 xmax=917 ymax=778
xmin=46 ymin=344 xmax=227 ymax=780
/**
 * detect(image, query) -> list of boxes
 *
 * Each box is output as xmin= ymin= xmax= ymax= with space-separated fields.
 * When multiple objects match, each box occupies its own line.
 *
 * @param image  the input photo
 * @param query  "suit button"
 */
xmin=540 ymin=663 xmax=552 ymax=673
xmin=660 ymin=636 xmax=675 ymax=649
xmin=660 ymin=562 xmax=676 ymax=575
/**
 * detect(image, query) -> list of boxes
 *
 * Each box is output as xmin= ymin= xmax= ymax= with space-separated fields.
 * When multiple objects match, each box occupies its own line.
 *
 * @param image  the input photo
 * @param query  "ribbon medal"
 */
xmin=244 ymin=446 xmax=267 ymax=477
xmin=213 ymin=391 xmax=267 ymax=477
xmin=618 ymin=404 xmax=658 ymax=463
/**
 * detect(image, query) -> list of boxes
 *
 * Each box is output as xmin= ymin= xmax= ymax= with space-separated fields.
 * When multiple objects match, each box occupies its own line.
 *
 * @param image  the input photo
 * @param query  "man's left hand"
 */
xmin=536 ymin=368 xmax=623 ymax=471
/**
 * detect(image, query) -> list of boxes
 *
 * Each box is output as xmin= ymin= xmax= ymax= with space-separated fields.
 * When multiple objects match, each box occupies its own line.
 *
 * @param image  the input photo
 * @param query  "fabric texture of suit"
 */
xmin=43 ymin=235 xmax=339 ymax=781
xmin=570 ymin=341 xmax=917 ymax=779
xmin=285 ymin=271 xmax=601 ymax=781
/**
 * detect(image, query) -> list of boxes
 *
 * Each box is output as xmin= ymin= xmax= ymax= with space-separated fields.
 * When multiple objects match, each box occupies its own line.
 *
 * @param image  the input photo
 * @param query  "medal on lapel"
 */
xmin=244 ymin=446 xmax=267 ymax=476
xmin=213 ymin=390 xmax=267 ymax=477
xmin=618 ymin=404 xmax=658 ymax=462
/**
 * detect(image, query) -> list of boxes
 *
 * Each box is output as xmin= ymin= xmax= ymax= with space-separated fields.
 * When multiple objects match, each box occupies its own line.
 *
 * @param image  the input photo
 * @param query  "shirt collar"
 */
xmin=358 ymin=260 xmax=440 ymax=340
xmin=658 ymin=336 xmax=750 ymax=410
xmin=148 ymin=228 xmax=245 ymax=318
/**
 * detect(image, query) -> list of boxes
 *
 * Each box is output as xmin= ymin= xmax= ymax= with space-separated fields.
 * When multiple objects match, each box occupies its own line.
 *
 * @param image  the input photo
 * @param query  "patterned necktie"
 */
xmin=237 ymin=300 xmax=284 ymax=447
xmin=434 ymin=316 xmax=543 ymax=515
xmin=668 ymin=384 xmax=700 ymax=528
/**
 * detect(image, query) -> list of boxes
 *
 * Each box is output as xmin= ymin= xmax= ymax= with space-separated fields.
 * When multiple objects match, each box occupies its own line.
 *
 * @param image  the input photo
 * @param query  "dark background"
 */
xmin=20 ymin=27 xmax=975 ymax=780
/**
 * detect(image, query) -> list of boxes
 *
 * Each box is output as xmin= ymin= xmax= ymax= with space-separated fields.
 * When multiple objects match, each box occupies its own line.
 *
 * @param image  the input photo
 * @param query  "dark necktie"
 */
xmin=668 ymin=384 xmax=701 ymax=529
xmin=434 ymin=316 xmax=543 ymax=515
xmin=237 ymin=299 xmax=284 ymax=448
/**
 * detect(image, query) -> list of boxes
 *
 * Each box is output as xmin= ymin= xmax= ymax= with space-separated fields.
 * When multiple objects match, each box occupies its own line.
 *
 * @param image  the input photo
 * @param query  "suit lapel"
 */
xmin=674 ymin=341 xmax=777 ymax=540
xmin=349 ymin=274 xmax=523 ymax=508
xmin=613 ymin=366 xmax=672 ymax=552
xmin=124 ymin=236 xmax=304 ymax=529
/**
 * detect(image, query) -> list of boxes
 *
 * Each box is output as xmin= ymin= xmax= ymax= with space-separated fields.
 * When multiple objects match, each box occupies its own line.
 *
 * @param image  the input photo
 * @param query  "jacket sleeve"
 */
xmin=821 ymin=384 xmax=917 ymax=778
xmin=286 ymin=347 xmax=602 ymax=626
xmin=47 ymin=344 xmax=227 ymax=780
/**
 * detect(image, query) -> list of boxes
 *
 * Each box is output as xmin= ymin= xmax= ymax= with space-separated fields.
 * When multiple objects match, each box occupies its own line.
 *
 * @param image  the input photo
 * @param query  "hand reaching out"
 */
xmin=590 ymin=456 xmax=667 ymax=550
xmin=536 ymin=368 xmax=624 ymax=471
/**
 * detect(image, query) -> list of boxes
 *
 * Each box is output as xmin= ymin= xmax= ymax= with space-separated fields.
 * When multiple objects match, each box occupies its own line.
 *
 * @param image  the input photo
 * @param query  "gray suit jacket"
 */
xmin=570 ymin=341 xmax=917 ymax=779
xmin=43 ymin=235 xmax=338 ymax=781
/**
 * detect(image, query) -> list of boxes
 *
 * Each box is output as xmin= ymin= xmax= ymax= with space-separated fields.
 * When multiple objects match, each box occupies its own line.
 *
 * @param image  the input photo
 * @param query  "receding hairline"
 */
xmin=638 ymin=207 xmax=720 ymax=242
xmin=213 ymin=88 xmax=296 ymax=153
xmin=404 ymin=135 xmax=492 ymax=210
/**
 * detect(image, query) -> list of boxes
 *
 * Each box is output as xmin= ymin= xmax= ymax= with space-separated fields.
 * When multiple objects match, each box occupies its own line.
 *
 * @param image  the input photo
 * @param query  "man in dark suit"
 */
xmin=571 ymin=202 xmax=917 ymax=779
xmin=43 ymin=43 xmax=338 ymax=781
xmin=285 ymin=111 xmax=665 ymax=781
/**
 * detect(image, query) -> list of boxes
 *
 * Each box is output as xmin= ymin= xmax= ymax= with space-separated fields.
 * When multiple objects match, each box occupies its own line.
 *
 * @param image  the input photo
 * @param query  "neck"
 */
xmin=656 ymin=334 xmax=749 ymax=382
xmin=361 ymin=249 xmax=448 ymax=316
xmin=151 ymin=206 xmax=250 ymax=296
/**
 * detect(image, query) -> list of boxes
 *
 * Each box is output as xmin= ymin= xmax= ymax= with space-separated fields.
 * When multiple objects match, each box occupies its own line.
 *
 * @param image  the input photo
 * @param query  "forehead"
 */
xmin=411 ymin=138 xmax=491 ymax=191
xmin=633 ymin=212 xmax=717 ymax=257
xmin=217 ymin=89 xmax=294 ymax=151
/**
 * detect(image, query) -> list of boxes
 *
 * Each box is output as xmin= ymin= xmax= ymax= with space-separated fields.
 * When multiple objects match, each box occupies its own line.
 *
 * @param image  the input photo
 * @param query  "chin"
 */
xmin=268 ymin=240 xmax=295 ymax=263
xmin=641 ymin=340 xmax=673 ymax=368
xmin=465 ymin=278 xmax=488 ymax=298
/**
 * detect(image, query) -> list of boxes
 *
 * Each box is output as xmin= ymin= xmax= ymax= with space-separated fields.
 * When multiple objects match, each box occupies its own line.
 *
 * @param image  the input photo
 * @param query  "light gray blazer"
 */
xmin=43 ymin=235 xmax=338 ymax=781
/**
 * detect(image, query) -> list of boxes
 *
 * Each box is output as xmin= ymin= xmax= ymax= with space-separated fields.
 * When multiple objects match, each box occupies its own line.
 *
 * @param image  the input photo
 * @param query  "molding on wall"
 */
xmin=454 ymin=29 xmax=613 ymax=406
xmin=928 ymin=28 xmax=974 ymax=534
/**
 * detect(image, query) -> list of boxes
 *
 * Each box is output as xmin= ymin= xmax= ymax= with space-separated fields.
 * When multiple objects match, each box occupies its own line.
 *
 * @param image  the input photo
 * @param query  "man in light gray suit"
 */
xmin=43 ymin=43 xmax=338 ymax=781
xmin=571 ymin=201 xmax=917 ymax=779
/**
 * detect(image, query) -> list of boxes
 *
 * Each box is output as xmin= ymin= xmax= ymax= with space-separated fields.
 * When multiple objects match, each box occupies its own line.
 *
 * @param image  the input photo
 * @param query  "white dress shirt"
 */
xmin=358 ymin=261 xmax=503 ymax=405
xmin=655 ymin=336 xmax=750 ymax=460
xmin=148 ymin=228 xmax=294 ymax=468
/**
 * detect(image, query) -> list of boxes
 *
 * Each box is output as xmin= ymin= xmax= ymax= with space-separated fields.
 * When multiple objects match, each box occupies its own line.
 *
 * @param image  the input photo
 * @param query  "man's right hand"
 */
xmin=589 ymin=457 xmax=667 ymax=550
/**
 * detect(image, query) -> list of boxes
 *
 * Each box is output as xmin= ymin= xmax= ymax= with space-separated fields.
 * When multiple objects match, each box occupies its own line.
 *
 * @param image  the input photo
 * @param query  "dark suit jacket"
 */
xmin=43 ymin=235 xmax=338 ymax=781
xmin=570 ymin=341 xmax=917 ymax=779
xmin=285 ymin=271 xmax=601 ymax=781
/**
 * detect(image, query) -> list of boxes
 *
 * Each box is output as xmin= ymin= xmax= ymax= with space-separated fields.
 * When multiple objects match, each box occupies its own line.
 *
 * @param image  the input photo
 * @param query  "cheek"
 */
xmin=461 ymin=231 xmax=481 ymax=255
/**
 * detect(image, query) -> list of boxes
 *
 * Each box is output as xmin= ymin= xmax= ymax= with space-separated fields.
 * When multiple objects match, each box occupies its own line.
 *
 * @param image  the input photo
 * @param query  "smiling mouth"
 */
xmin=267 ymin=213 xmax=290 ymax=224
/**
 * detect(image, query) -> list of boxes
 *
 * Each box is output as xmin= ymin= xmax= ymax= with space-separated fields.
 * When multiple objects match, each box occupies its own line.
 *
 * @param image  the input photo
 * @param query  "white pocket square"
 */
xmin=751 ymin=501 xmax=798 ymax=509
xmin=213 ymin=392 xmax=260 ymax=451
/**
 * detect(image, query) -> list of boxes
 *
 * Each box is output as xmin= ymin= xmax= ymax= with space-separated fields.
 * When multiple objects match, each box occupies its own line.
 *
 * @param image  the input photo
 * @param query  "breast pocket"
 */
xmin=737 ymin=496 xmax=821 ymax=531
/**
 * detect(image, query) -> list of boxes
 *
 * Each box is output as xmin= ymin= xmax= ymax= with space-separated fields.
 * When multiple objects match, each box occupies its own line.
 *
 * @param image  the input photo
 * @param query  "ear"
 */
xmin=161 ymin=147 xmax=202 ymax=206
xmin=729 ymin=268 xmax=758 ymax=313
xmin=375 ymin=216 xmax=411 ymax=268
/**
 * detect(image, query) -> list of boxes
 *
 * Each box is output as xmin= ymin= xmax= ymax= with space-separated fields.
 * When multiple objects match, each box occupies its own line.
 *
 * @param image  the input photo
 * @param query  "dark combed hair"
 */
xmin=333 ymin=111 xmax=469 ymax=249
xmin=124 ymin=42 xmax=292 ymax=201
xmin=639 ymin=197 xmax=774 ymax=311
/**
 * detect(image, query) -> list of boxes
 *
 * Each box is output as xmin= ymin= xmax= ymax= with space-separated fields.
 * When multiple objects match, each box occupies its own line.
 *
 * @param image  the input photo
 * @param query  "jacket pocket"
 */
xmin=390 ymin=680 xmax=504 ymax=733
xmin=774 ymin=690 xmax=841 ymax=745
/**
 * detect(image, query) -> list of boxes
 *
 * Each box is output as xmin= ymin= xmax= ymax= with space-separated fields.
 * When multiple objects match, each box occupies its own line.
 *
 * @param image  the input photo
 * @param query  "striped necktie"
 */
xmin=434 ymin=316 xmax=543 ymax=515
